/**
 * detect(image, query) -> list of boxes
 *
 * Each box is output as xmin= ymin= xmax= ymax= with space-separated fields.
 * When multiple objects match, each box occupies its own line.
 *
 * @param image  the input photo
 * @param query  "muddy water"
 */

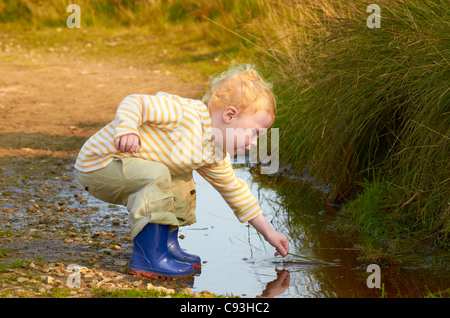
xmin=1 ymin=158 xmax=448 ymax=297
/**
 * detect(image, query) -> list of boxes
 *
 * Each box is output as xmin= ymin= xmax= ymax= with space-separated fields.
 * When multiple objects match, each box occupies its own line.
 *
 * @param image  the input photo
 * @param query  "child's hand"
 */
xmin=264 ymin=229 xmax=290 ymax=257
xmin=114 ymin=133 xmax=141 ymax=153
xmin=249 ymin=214 xmax=290 ymax=257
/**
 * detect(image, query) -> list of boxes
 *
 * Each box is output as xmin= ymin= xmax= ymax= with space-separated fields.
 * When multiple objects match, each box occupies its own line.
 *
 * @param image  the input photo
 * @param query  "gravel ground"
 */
xmin=0 ymin=156 xmax=213 ymax=298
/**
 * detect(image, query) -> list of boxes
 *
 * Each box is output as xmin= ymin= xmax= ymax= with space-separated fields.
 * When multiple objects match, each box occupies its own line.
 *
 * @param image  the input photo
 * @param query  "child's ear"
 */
xmin=223 ymin=106 xmax=238 ymax=124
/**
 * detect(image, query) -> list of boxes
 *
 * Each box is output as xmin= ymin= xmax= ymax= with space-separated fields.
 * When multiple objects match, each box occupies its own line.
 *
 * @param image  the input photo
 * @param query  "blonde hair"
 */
xmin=202 ymin=64 xmax=276 ymax=117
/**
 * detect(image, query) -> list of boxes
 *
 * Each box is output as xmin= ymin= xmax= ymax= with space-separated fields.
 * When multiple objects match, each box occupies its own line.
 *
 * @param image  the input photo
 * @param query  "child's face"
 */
xmin=211 ymin=105 xmax=274 ymax=156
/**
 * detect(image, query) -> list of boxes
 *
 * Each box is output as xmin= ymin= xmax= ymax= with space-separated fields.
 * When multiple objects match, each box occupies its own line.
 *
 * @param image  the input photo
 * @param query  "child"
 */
xmin=75 ymin=64 xmax=289 ymax=278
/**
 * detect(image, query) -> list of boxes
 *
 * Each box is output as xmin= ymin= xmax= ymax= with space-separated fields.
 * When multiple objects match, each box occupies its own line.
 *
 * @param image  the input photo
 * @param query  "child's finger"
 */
xmin=282 ymin=240 xmax=290 ymax=255
xmin=274 ymin=240 xmax=289 ymax=257
xmin=120 ymin=136 xmax=128 ymax=152
xmin=131 ymin=140 xmax=140 ymax=153
xmin=119 ymin=137 xmax=125 ymax=152
xmin=125 ymin=135 xmax=136 ymax=153
xmin=130 ymin=135 xmax=140 ymax=153
xmin=121 ymin=136 xmax=131 ymax=152
xmin=114 ymin=137 xmax=121 ymax=151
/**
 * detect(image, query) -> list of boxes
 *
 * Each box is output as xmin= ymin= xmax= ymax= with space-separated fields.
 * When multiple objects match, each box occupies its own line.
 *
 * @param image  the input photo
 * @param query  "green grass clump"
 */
xmin=252 ymin=0 xmax=449 ymax=246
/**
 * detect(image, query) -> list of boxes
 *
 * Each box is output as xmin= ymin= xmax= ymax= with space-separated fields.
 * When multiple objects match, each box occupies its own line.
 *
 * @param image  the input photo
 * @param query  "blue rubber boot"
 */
xmin=129 ymin=223 xmax=193 ymax=278
xmin=167 ymin=229 xmax=201 ymax=270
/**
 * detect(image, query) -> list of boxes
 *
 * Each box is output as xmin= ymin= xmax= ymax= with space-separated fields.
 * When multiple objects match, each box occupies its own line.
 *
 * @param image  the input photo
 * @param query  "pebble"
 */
xmin=182 ymin=287 xmax=194 ymax=296
xmin=114 ymin=260 xmax=128 ymax=266
xmin=41 ymin=276 xmax=55 ymax=284
xmin=133 ymin=280 xmax=143 ymax=287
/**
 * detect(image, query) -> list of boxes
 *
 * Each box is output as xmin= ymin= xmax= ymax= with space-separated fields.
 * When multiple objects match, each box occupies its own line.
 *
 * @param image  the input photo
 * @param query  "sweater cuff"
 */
xmin=236 ymin=206 xmax=263 ymax=223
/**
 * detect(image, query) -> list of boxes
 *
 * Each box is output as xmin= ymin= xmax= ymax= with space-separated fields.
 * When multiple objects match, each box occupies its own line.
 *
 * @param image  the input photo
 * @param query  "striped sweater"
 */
xmin=75 ymin=92 xmax=262 ymax=222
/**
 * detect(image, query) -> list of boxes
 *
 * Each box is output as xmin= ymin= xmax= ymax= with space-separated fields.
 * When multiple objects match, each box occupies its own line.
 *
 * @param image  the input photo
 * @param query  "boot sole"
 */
xmin=130 ymin=269 xmax=193 ymax=279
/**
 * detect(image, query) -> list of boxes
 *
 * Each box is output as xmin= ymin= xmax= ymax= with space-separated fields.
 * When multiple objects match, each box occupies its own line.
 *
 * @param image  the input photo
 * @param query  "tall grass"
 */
xmin=252 ymin=0 xmax=449 ymax=246
xmin=0 ymin=0 xmax=262 ymax=34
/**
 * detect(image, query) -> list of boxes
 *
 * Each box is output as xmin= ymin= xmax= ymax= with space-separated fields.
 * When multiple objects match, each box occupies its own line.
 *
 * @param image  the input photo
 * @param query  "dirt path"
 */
xmin=0 ymin=38 xmax=205 ymax=156
xmin=0 ymin=35 xmax=215 ymax=298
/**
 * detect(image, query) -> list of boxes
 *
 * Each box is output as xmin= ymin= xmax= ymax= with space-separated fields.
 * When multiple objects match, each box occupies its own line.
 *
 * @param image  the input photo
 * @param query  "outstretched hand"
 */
xmin=249 ymin=214 xmax=290 ymax=257
xmin=264 ymin=229 xmax=290 ymax=257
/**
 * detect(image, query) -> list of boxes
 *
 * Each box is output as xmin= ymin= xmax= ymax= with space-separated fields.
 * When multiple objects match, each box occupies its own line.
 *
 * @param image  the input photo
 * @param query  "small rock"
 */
xmin=101 ymin=232 xmax=115 ymax=238
xmin=42 ymin=276 xmax=55 ymax=285
xmin=99 ymin=248 xmax=113 ymax=255
xmin=182 ymin=287 xmax=194 ymax=296
xmin=112 ymin=218 xmax=120 ymax=225
xmin=39 ymin=285 xmax=52 ymax=292
xmin=102 ymin=283 xmax=116 ymax=291
xmin=41 ymin=266 xmax=50 ymax=273
xmin=156 ymin=286 xmax=167 ymax=293
xmin=133 ymin=280 xmax=143 ymax=287
xmin=113 ymin=260 xmax=127 ymax=266
xmin=17 ymin=277 xmax=28 ymax=283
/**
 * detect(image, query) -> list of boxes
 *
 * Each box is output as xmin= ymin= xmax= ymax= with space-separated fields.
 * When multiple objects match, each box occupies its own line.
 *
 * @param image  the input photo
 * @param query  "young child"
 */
xmin=75 ymin=64 xmax=289 ymax=278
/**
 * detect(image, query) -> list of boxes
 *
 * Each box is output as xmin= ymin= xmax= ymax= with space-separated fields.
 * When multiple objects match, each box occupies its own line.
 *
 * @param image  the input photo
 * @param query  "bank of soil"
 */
xmin=0 ymin=39 xmax=215 ymax=298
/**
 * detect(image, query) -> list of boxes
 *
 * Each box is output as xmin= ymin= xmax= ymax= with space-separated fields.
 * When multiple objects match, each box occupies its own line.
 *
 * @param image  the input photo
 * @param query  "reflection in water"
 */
xmin=178 ymin=167 xmax=449 ymax=298
xmin=259 ymin=269 xmax=290 ymax=298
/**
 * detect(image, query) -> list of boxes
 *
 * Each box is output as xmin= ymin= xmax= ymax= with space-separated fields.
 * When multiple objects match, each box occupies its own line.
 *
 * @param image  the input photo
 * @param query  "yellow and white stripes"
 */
xmin=75 ymin=92 xmax=262 ymax=223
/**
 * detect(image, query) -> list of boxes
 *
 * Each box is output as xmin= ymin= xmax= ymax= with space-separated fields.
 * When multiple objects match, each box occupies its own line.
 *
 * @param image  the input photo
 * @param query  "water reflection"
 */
xmin=259 ymin=269 xmax=290 ymax=298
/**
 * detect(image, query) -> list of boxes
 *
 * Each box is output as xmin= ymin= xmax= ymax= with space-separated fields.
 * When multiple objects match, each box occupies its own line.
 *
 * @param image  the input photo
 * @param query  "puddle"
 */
xmin=1 ymin=157 xmax=448 ymax=297
xmin=180 ymin=168 xmax=449 ymax=297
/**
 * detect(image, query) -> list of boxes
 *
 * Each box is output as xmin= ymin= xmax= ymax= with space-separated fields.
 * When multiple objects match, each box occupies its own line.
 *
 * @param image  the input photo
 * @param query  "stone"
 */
xmin=182 ymin=287 xmax=194 ymax=296
xmin=41 ymin=276 xmax=55 ymax=285
xmin=113 ymin=260 xmax=127 ymax=266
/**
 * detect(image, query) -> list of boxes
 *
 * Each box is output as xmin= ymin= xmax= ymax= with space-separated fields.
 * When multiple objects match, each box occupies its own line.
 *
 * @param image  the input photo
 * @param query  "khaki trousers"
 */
xmin=77 ymin=158 xmax=196 ymax=240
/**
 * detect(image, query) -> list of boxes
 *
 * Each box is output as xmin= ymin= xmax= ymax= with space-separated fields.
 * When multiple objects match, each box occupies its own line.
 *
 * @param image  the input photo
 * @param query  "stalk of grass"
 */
xmin=287 ymin=252 xmax=335 ymax=266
